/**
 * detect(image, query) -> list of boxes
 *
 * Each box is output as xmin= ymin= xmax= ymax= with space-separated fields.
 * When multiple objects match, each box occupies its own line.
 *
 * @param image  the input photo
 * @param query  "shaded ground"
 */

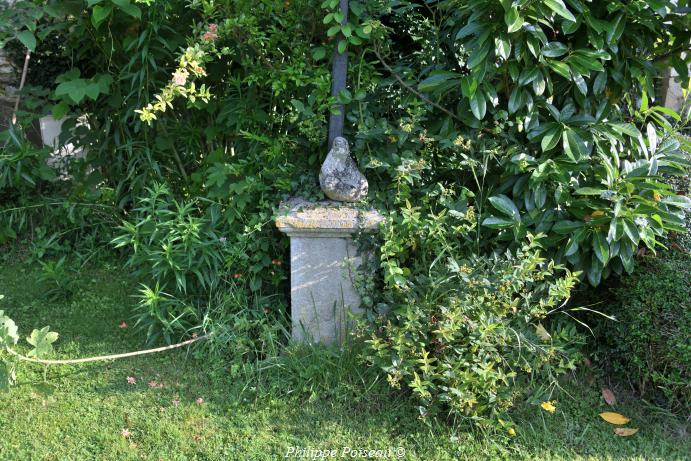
xmin=0 ymin=255 xmax=688 ymax=460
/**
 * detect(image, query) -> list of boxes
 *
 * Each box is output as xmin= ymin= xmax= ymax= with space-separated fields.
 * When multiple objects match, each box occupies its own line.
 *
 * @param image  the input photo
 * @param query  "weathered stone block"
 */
xmin=276 ymin=198 xmax=383 ymax=343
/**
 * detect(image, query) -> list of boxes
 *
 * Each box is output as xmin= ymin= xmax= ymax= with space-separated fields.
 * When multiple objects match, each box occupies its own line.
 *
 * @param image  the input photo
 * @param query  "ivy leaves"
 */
xmin=14 ymin=30 xmax=36 ymax=51
xmin=89 ymin=0 xmax=142 ymax=29
xmin=322 ymin=0 xmax=372 ymax=54
xmin=26 ymin=327 xmax=59 ymax=359
xmin=2 ymin=308 xmax=59 ymax=359
xmin=1 ymin=301 xmax=60 ymax=392
xmin=54 ymin=69 xmax=113 ymax=106
xmin=0 ymin=308 xmax=19 ymax=348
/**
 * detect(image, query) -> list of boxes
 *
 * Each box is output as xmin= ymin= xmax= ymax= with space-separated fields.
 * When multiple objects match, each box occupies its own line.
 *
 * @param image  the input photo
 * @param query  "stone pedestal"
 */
xmin=275 ymin=198 xmax=383 ymax=344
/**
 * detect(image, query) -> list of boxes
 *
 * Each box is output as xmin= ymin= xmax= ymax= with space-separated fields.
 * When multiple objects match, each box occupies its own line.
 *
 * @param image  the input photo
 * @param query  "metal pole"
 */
xmin=328 ymin=0 xmax=348 ymax=147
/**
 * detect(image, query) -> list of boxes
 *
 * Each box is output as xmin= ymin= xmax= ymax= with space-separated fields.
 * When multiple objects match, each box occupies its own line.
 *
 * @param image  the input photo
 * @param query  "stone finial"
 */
xmin=319 ymin=137 xmax=368 ymax=202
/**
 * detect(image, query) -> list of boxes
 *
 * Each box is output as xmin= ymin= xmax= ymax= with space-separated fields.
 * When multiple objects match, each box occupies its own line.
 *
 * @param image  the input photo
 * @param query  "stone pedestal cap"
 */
xmin=275 ymin=197 xmax=384 ymax=238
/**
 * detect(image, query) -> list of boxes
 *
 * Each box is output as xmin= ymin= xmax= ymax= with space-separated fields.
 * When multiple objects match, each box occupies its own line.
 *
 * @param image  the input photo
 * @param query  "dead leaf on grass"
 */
xmin=602 ymin=388 xmax=617 ymax=406
xmin=614 ymin=427 xmax=639 ymax=437
xmin=600 ymin=412 xmax=630 ymax=425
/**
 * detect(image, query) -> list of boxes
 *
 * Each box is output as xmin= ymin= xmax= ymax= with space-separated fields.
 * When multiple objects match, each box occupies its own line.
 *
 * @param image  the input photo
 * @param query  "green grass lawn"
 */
xmin=0 ymin=254 xmax=688 ymax=461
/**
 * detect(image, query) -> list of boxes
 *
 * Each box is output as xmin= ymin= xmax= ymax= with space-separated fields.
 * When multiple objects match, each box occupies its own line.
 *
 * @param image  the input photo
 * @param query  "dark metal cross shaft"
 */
xmin=327 ymin=0 xmax=349 ymax=148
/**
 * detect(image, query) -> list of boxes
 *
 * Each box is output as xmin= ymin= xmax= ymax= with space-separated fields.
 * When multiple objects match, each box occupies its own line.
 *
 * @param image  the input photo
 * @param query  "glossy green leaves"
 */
xmin=505 ymin=7 xmax=523 ymax=33
xmin=543 ymin=0 xmax=576 ymax=23
xmin=542 ymin=41 xmax=568 ymax=58
xmin=484 ymin=195 xmax=522 ymax=228
xmin=15 ymin=30 xmax=36 ymax=51
xmin=470 ymin=92 xmax=487 ymax=120
xmin=562 ymin=129 xmax=588 ymax=160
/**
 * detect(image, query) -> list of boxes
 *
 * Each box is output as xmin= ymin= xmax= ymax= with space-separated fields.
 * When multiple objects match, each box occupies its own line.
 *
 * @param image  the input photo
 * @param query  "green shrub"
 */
xmin=605 ymin=251 xmax=691 ymax=411
xmin=37 ymin=256 xmax=79 ymax=301
xmin=0 ymin=123 xmax=119 ymax=252
xmin=111 ymin=183 xmax=288 ymax=342
xmin=0 ymin=125 xmax=54 ymax=200
xmin=364 ymin=233 xmax=585 ymax=428
xmin=359 ymin=0 xmax=691 ymax=286
xmin=1 ymin=2 xmax=688 ymax=415
xmin=112 ymin=183 xmax=226 ymax=297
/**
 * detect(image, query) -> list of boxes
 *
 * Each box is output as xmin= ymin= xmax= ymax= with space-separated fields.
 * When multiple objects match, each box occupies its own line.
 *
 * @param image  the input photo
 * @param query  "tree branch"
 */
xmin=371 ymin=44 xmax=463 ymax=123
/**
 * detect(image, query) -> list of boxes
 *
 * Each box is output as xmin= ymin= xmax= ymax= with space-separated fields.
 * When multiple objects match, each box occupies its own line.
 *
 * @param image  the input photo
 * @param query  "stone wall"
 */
xmin=0 ymin=0 xmax=19 ymax=131
xmin=660 ymin=66 xmax=690 ymax=114
xmin=0 ymin=49 xmax=18 ymax=131
xmin=0 ymin=0 xmax=20 ymax=131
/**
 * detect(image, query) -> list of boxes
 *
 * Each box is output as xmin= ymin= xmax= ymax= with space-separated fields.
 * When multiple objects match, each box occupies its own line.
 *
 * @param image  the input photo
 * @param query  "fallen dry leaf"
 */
xmin=614 ymin=427 xmax=639 ymax=437
xmin=602 ymin=388 xmax=617 ymax=406
xmin=600 ymin=412 xmax=630 ymax=425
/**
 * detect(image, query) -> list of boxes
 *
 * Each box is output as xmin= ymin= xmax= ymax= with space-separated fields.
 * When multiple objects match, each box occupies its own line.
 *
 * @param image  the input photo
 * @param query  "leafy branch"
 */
xmin=0 ymin=304 xmax=207 ymax=391
xmin=5 ymin=334 xmax=208 ymax=366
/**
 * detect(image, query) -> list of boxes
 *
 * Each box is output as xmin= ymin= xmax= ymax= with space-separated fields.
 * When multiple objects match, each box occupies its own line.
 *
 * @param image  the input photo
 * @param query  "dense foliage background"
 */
xmin=1 ymin=0 xmax=690 ymax=426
